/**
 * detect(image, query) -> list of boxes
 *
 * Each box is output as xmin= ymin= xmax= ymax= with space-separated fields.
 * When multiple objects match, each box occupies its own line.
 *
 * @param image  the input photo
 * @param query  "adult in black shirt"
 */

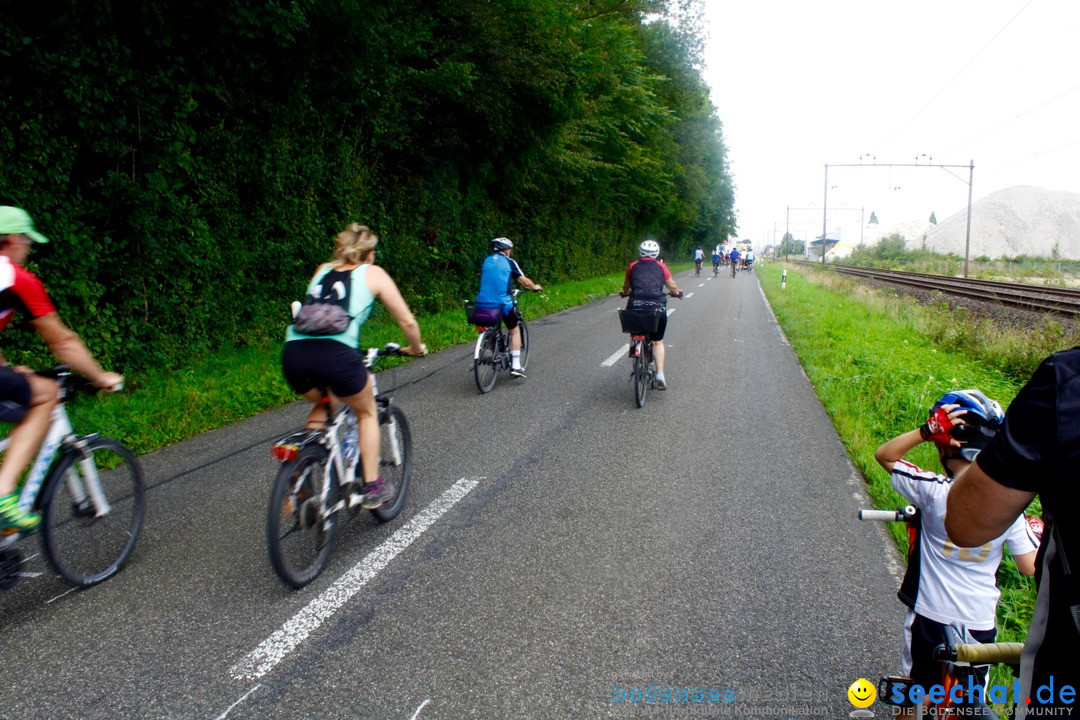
xmin=946 ymin=347 xmax=1080 ymax=716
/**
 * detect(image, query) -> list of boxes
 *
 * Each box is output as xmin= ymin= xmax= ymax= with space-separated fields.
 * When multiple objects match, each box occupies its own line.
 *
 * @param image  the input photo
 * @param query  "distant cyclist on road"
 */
xmin=0 ymin=206 xmax=124 ymax=531
xmin=475 ymin=238 xmax=542 ymax=379
xmin=711 ymin=248 xmax=721 ymax=274
xmin=621 ymin=240 xmax=682 ymax=391
xmin=693 ymin=246 xmax=704 ymax=275
xmin=727 ymin=246 xmax=740 ymax=277
xmin=745 ymin=248 xmax=755 ymax=271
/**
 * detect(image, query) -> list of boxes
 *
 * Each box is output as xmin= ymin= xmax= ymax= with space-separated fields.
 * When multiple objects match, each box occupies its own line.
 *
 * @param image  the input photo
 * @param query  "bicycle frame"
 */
xmin=5 ymin=404 xmax=72 ymax=518
xmin=272 ymin=346 xmax=403 ymax=513
xmin=471 ymin=290 xmax=524 ymax=370
xmin=5 ymin=401 xmax=109 ymax=523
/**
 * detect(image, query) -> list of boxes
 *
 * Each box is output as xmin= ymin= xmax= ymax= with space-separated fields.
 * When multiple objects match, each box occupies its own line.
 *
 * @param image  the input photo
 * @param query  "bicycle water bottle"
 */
xmin=341 ymin=407 xmax=359 ymax=464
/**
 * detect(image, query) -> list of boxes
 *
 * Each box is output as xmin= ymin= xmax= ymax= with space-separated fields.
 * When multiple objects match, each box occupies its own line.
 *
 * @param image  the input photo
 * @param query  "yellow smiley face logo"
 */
xmin=848 ymin=678 xmax=877 ymax=708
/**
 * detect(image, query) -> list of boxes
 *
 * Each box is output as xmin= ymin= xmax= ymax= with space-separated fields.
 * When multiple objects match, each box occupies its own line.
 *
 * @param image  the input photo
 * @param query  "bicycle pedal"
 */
xmin=71 ymin=499 xmax=95 ymax=518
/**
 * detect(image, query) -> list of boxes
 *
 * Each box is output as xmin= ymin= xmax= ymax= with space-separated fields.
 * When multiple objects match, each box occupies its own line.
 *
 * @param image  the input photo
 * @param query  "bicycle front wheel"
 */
xmin=371 ymin=405 xmax=412 ymax=523
xmin=267 ymin=445 xmax=339 ymax=589
xmin=39 ymin=437 xmax=145 ymax=587
xmin=518 ymin=318 xmax=530 ymax=370
xmin=473 ymin=329 xmax=498 ymax=393
xmin=633 ymin=344 xmax=648 ymax=408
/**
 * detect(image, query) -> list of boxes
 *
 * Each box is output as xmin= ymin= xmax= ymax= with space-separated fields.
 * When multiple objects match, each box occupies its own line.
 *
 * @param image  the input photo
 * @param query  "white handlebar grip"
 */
xmin=291 ymin=300 xmax=302 ymax=319
xmin=859 ymin=509 xmax=903 ymax=521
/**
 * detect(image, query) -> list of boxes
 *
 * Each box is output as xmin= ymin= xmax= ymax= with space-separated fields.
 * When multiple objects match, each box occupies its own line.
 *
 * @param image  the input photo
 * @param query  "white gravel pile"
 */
xmin=923 ymin=186 xmax=1080 ymax=260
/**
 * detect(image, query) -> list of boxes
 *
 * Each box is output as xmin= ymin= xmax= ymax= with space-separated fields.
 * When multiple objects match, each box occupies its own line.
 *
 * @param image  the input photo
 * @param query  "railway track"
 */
xmin=795 ymin=261 xmax=1080 ymax=316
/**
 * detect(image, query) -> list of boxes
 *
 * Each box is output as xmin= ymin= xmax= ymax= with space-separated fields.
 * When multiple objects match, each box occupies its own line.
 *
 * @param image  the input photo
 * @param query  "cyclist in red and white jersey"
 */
xmin=621 ymin=240 xmax=682 ymax=390
xmin=0 ymin=207 xmax=123 ymax=531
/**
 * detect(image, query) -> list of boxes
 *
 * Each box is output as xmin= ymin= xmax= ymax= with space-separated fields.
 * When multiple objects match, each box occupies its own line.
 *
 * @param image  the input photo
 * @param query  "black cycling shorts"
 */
xmin=0 ymin=365 xmax=31 ymax=424
xmin=502 ymin=307 xmax=521 ymax=331
xmin=282 ymin=339 xmax=369 ymax=398
xmin=906 ymin=612 xmax=994 ymax=692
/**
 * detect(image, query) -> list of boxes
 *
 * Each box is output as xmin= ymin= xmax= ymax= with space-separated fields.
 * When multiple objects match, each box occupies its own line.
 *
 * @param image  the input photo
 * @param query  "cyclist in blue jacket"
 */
xmin=475 ymin=238 xmax=542 ymax=378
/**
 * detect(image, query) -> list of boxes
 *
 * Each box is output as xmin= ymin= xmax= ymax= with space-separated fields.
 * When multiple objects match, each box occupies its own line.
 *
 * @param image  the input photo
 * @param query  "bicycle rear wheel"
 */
xmin=39 ymin=437 xmax=145 ymax=587
xmin=633 ymin=343 xmax=648 ymax=408
xmin=473 ymin=329 xmax=498 ymax=393
xmin=267 ymin=445 xmax=339 ymax=589
xmin=371 ymin=405 xmax=412 ymax=523
xmin=518 ymin=318 xmax=530 ymax=370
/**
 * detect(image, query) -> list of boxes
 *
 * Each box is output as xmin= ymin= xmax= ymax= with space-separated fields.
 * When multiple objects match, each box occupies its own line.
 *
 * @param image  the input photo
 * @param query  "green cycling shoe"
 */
xmin=0 ymin=493 xmax=41 ymax=531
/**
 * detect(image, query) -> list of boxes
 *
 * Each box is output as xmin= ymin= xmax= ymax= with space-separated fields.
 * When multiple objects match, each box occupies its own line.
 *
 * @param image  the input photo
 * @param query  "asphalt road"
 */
xmin=0 ymin=267 xmax=908 ymax=720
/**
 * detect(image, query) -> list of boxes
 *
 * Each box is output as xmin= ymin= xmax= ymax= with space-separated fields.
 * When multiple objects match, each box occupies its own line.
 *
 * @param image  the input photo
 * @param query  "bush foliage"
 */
xmin=0 ymin=0 xmax=735 ymax=371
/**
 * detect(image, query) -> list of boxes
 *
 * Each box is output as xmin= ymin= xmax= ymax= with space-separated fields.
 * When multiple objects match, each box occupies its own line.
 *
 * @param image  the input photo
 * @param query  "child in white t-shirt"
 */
xmin=873 ymin=389 xmax=1037 ymax=713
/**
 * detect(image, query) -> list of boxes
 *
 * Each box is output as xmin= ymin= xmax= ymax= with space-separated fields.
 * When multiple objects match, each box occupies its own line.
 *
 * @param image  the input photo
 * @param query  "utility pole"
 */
xmin=822 ymin=158 xmax=976 ymax=276
xmin=822 ymin=164 xmax=828 ymax=266
xmin=963 ymin=160 xmax=974 ymax=278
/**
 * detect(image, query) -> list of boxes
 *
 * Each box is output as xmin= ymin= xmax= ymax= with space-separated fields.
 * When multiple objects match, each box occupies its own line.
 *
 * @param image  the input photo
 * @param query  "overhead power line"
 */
xmin=875 ymin=0 xmax=1036 ymax=150
xmin=943 ymin=83 xmax=1080 ymax=156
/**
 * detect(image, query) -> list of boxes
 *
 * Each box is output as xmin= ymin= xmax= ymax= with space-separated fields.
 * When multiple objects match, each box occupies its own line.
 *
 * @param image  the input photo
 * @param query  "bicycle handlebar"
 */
xmin=373 ymin=342 xmax=426 ymax=359
xmin=618 ymin=291 xmax=684 ymax=299
xmin=951 ymin=642 xmax=1024 ymax=665
xmin=859 ymin=506 xmax=917 ymax=522
xmin=35 ymin=365 xmax=123 ymax=395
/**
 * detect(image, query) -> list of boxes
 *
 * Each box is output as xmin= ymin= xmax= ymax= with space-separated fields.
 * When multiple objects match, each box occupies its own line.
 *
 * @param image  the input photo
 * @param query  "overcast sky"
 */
xmin=702 ymin=0 xmax=1080 ymax=247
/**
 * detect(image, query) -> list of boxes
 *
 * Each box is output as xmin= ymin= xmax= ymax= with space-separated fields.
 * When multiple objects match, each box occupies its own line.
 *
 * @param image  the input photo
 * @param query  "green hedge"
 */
xmin=0 ymin=0 xmax=735 ymax=372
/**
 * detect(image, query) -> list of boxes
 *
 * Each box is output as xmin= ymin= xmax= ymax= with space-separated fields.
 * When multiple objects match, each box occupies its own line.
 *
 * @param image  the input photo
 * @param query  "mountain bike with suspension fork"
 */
xmin=861 ymin=507 xmax=1025 ymax=719
xmin=266 ymin=343 xmax=415 ymax=589
xmin=467 ymin=288 xmax=538 ymax=394
xmin=0 ymin=366 xmax=143 ymax=590
xmin=618 ymin=292 xmax=681 ymax=408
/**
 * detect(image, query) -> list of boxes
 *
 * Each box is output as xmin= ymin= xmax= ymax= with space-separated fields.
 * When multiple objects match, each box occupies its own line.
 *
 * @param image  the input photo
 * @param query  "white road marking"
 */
xmin=601 ymin=345 xmax=630 ymax=367
xmin=411 ymin=698 xmax=433 ymax=719
xmin=757 ymin=284 xmax=790 ymax=346
xmin=215 ymin=684 xmax=264 ymax=720
xmin=46 ymin=586 xmax=78 ymax=604
xmin=230 ymin=477 xmax=481 ymax=681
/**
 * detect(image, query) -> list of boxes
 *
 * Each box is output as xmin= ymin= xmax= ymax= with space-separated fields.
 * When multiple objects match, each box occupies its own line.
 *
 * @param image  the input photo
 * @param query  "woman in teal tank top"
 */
xmin=282 ymin=223 xmax=425 ymax=509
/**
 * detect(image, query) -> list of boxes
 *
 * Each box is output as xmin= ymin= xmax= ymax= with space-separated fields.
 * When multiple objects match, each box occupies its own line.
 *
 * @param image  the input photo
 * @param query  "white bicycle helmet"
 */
xmin=639 ymin=240 xmax=660 ymax=258
xmin=491 ymin=237 xmax=514 ymax=251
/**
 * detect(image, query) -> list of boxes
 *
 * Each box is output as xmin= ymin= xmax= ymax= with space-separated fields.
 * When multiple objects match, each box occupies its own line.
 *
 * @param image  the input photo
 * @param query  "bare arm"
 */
xmin=1013 ymin=550 xmax=1037 ymax=577
xmin=945 ymin=459 xmax=1036 ymax=547
xmin=516 ymin=275 xmax=542 ymax=292
xmin=874 ymin=429 xmax=924 ymax=473
xmin=365 ymin=265 xmax=424 ymax=355
xmin=664 ymin=277 xmax=681 ymax=295
xmin=31 ymin=313 xmax=123 ymax=389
